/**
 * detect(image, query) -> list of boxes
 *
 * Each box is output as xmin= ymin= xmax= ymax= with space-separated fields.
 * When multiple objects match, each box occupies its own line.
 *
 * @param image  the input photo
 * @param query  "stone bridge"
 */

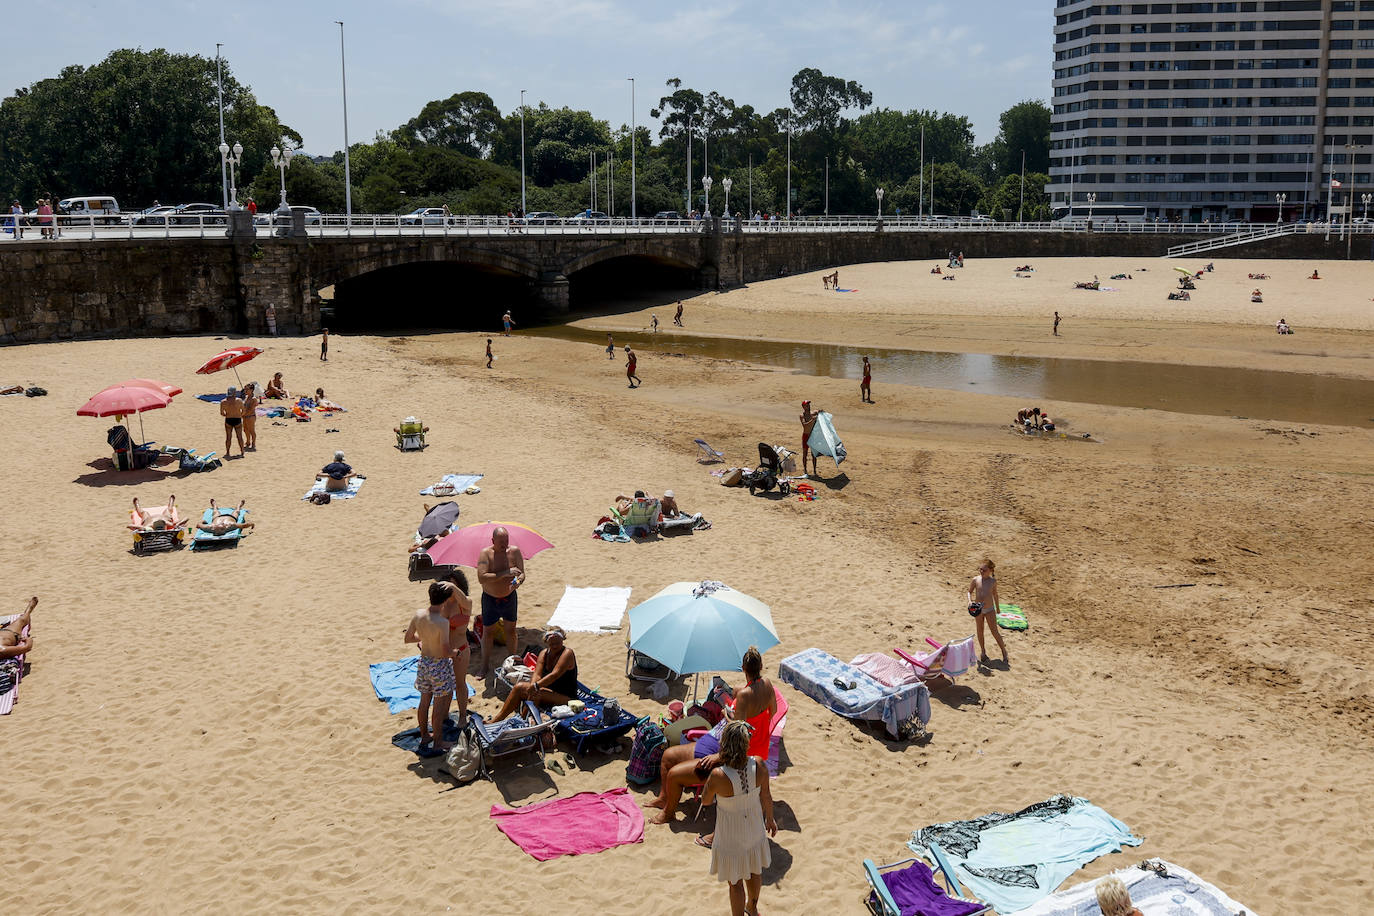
xmin=0 ymin=222 xmax=1357 ymax=343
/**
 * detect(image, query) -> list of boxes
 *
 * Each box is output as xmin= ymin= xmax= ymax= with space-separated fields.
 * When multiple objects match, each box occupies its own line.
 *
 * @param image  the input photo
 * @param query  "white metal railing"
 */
xmin=4 ymin=211 xmax=1371 ymax=243
xmin=1165 ymin=223 xmax=1302 ymax=257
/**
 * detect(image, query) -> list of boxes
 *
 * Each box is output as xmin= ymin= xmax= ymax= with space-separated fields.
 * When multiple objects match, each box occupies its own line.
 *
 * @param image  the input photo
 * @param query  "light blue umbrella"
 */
xmin=628 ymin=581 xmax=779 ymax=677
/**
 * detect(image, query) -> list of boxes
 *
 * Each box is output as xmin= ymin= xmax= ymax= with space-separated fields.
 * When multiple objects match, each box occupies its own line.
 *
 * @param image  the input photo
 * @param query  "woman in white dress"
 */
xmin=701 ymin=720 xmax=778 ymax=916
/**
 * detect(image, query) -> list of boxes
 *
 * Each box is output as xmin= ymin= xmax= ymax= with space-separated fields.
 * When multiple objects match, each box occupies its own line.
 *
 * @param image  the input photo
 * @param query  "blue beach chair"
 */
xmin=190 ymin=502 xmax=251 ymax=550
xmin=863 ymin=841 xmax=990 ymax=916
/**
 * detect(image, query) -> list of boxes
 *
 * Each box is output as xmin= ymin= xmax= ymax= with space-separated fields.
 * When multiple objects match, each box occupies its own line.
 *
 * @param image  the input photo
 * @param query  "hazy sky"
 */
xmin=5 ymin=1 xmax=1052 ymax=155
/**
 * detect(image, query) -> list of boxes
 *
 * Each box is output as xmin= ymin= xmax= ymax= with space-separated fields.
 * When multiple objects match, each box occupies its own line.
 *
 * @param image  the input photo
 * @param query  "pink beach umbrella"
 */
xmin=112 ymin=378 xmax=184 ymax=398
xmin=196 ymin=346 xmax=263 ymax=387
xmin=78 ymin=384 xmax=173 ymax=450
xmin=424 ymin=521 xmax=555 ymax=569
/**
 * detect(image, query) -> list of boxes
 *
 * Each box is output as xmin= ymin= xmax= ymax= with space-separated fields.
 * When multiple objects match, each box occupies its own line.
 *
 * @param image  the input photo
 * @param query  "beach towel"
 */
xmin=195 ymin=393 xmax=228 ymax=403
xmin=419 ymin=473 xmax=483 ymax=496
xmin=546 ymin=586 xmax=631 ymax=633
xmin=997 ymin=605 xmax=1028 ymax=631
xmin=1012 ymin=858 xmax=1258 ymax=916
xmin=870 ymin=861 xmax=986 ymax=916
xmin=370 ymin=655 xmax=475 ymax=713
xmin=807 ymin=411 xmax=846 ymax=466
xmin=302 ymin=476 xmax=365 ymax=500
xmin=779 ymin=648 xmax=929 ymax=738
xmin=189 ymin=506 xmax=249 ymax=550
xmin=834 ymin=287 xmax=858 ymax=292
xmin=490 ymin=788 xmax=644 ymax=860
xmin=849 ymin=652 xmax=920 ymax=688
xmin=908 ymin=795 xmax=1143 ymax=915
xmin=0 ymin=613 xmax=28 ymax=715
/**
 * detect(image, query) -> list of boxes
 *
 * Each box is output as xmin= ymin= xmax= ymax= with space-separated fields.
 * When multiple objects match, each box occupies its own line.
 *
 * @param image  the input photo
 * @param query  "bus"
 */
xmin=1051 ymin=203 xmax=1147 ymax=225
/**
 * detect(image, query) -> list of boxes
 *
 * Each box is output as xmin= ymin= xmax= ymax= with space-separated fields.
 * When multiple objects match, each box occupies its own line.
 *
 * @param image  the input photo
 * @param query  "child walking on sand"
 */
xmin=968 ymin=558 xmax=1008 ymax=665
xmin=404 ymin=582 xmax=457 ymax=752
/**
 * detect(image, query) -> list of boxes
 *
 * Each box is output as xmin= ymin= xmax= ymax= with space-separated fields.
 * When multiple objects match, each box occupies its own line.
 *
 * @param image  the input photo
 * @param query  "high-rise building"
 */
xmin=1049 ymin=1 xmax=1374 ymax=223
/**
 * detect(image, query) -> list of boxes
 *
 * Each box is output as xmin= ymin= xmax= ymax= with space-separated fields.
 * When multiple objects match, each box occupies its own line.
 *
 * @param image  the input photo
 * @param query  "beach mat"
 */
xmin=546 ymin=586 xmax=631 ymax=633
xmin=391 ymin=719 xmax=464 ymax=757
xmin=491 ymin=788 xmax=644 ymax=860
xmin=419 ymin=473 xmax=483 ymax=496
xmin=303 ymin=476 xmax=365 ymax=500
xmin=189 ymin=506 xmax=249 ymax=550
xmin=195 ymin=393 xmax=228 ymax=403
xmin=997 ymin=604 xmax=1028 ymax=630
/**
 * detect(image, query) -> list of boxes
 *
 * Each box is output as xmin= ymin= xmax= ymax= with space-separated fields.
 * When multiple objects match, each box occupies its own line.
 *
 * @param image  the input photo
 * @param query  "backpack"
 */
xmin=440 ymin=724 xmax=482 ymax=784
xmin=625 ymin=719 xmax=667 ymax=785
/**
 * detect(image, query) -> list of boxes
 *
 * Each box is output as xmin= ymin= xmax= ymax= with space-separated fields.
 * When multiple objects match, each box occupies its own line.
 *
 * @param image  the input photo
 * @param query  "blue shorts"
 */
xmin=481 ymin=591 xmax=518 ymax=626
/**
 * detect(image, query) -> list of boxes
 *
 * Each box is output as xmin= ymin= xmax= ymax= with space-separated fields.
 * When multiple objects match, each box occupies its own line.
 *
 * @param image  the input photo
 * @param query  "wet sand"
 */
xmin=2 ymin=254 xmax=1372 ymax=913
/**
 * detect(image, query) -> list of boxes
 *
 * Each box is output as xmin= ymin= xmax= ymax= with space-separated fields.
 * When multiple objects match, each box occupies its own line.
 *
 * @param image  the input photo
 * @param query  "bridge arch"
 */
xmin=559 ymin=240 xmax=702 ymax=279
xmin=310 ymin=242 xmax=542 ymax=296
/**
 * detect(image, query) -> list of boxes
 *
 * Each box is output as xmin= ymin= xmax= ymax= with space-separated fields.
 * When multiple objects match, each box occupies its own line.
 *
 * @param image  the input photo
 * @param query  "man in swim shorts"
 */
xmin=220 ymin=387 xmax=246 ymax=458
xmin=476 ymin=527 xmax=525 ymax=678
xmin=404 ymin=581 xmax=457 ymax=752
xmin=196 ymin=499 xmax=255 ymax=536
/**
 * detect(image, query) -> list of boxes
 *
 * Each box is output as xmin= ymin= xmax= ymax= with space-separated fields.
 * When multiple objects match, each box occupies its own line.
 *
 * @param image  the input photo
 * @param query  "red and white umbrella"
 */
xmin=111 ymin=377 xmax=184 ymax=398
xmin=78 ymin=384 xmax=173 ymax=450
xmin=196 ymin=347 xmax=263 ymax=387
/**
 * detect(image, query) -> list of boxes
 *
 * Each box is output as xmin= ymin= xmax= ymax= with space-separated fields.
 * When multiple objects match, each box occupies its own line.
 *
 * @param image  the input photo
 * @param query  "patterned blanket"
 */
xmin=779 ymin=648 xmax=929 ymax=738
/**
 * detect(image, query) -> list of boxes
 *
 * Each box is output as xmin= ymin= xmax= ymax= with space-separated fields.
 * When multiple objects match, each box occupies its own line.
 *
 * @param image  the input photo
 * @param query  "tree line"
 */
xmin=0 ymin=50 xmax=1052 ymax=219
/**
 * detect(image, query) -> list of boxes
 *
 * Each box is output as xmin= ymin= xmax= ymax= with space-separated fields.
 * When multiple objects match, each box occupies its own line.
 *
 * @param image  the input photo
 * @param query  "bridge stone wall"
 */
xmin=0 ymin=228 xmax=1365 ymax=344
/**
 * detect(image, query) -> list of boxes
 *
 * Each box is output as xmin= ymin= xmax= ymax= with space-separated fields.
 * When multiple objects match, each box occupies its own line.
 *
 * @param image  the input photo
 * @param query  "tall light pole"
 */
xmin=876 ymin=187 xmax=884 ymax=218
xmin=918 ymin=124 xmax=924 ymax=220
xmin=702 ymin=176 xmax=713 ymax=219
xmin=1086 ymin=191 xmax=1096 ymax=229
xmin=1342 ymin=142 xmax=1365 ymax=245
xmin=785 ymin=109 xmax=792 ymax=219
xmin=824 ymin=156 xmax=829 ymax=216
xmin=686 ymin=118 xmax=692 ymax=214
xmin=216 ymin=44 xmax=227 ymax=209
xmin=219 ymin=141 xmax=243 ymax=210
xmin=1019 ymin=149 xmax=1026 ymax=223
xmin=722 ymin=177 xmax=732 ymax=217
xmin=1275 ymin=192 xmax=1286 ymax=223
xmin=1363 ymin=192 xmax=1372 ymax=222
xmin=336 ymin=22 xmax=352 ymax=223
xmin=1324 ymin=135 xmax=1334 ymax=241
xmin=519 ymin=89 xmax=526 ymax=217
xmin=628 ymin=78 xmax=636 ymax=221
xmin=748 ymin=153 xmax=753 ymax=215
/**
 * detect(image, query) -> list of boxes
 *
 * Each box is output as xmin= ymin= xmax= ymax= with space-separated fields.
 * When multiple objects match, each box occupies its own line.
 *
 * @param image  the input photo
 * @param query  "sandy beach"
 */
xmin=4 ymin=256 xmax=1372 ymax=914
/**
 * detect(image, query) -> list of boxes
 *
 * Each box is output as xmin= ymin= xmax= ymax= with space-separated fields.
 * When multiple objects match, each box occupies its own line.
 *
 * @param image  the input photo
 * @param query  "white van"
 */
xmin=58 ymin=196 xmax=121 ymax=224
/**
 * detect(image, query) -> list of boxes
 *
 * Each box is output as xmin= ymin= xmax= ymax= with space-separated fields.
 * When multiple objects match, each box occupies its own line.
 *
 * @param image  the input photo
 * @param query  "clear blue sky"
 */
xmin=4 ymin=1 xmax=1051 ymax=155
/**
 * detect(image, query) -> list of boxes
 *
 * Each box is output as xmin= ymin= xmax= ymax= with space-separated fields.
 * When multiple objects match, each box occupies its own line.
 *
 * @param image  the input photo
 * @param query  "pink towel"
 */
xmin=850 ymin=652 xmax=919 ymax=687
xmin=941 ymin=637 xmax=978 ymax=676
xmin=491 ymin=788 xmax=644 ymax=860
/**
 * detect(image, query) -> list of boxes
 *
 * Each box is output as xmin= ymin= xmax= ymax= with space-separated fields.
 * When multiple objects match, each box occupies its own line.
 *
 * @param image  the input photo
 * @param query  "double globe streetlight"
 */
xmin=1275 ymin=192 xmax=1287 ymax=223
xmin=702 ymin=175 xmax=713 ymax=219
xmin=219 ymin=141 xmax=244 ymax=211
xmin=270 ymin=145 xmax=295 ymax=214
xmin=722 ymin=177 xmax=733 ymax=217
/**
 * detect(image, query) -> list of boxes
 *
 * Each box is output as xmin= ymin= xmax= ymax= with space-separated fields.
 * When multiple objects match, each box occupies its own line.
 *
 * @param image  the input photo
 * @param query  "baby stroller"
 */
xmin=742 ymin=442 xmax=791 ymax=496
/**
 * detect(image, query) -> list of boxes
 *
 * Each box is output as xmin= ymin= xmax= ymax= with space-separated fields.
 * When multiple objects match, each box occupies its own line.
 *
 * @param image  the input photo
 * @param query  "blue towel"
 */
xmin=370 ymin=656 xmax=475 ymax=713
xmin=908 ymin=795 xmax=1143 ymax=915
xmin=303 ymin=476 xmax=366 ymax=500
xmin=189 ymin=507 xmax=247 ymax=550
xmin=391 ymin=720 xmax=464 ymax=756
xmin=196 ymin=393 xmax=229 ymax=403
xmin=419 ymin=473 xmax=483 ymax=496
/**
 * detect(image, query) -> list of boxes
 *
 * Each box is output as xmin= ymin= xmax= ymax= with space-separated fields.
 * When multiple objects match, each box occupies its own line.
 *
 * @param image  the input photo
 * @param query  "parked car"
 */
xmin=170 ymin=203 xmax=229 ymax=225
xmin=133 ymin=205 xmax=180 ymax=226
xmin=523 ymin=211 xmax=560 ymax=224
xmin=967 ymin=214 xmax=996 ymax=223
xmin=400 ymin=207 xmax=448 ymax=226
xmin=569 ymin=210 xmax=610 ymax=222
xmin=653 ymin=211 xmax=684 ymax=220
xmin=253 ymin=205 xmax=322 ymax=227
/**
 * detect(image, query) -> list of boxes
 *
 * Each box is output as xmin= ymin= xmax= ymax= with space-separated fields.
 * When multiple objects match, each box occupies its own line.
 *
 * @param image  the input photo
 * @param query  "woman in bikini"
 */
xmin=650 ymin=645 xmax=777 ymax=837
xmin=440 ymin=572 xmax=474 ymax=725
xmin=0 ymin=597 xmax=36 ymax=660
xmin=241 ymin=383 xmax=260 ymax=450
xmin=491 ymin=626 xmax=577 ymax=722
xmin=265 ymin=373 xmax=289 ymax=399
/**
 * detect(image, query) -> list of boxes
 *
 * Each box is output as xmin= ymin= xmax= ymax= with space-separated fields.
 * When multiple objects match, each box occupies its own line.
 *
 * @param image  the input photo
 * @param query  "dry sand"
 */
xmin=4 ymin=256 xmax=1372 ymax=914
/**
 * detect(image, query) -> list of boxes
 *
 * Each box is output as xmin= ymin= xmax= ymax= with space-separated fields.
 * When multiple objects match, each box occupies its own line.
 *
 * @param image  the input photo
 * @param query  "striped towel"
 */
xmin=0 ymin=613 xmax=28 ymax=715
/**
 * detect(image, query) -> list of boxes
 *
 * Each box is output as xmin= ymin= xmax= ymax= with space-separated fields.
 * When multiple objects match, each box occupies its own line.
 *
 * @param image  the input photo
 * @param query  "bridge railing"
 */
xmin=5 ymin=212 xmax=1372 ymax=241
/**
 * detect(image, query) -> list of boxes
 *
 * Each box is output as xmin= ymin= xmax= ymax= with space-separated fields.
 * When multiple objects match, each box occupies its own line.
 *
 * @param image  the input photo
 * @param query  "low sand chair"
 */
xmin=863 ymin=845 xmax=991 ymax=916
xmin=693 ymin=438 xmax=726 ymax=463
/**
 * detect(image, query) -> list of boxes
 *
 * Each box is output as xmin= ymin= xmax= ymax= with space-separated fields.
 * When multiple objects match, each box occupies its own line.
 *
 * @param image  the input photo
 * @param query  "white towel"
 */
xmin=546 ymin=586 xmax=632 ymax=634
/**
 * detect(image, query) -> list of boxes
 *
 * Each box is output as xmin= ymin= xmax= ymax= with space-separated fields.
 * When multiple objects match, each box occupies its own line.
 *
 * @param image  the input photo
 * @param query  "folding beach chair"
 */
xmin=466 ymin=703 xmax=556 ymax=779
xmin=862 ymin=843 xmax=991 ymax=916
xmin=896 ymin=636 xmax=977 ymax=686
xmin=128 ymin=505 xmax=188 ymax=554
xmin=556 ymin=683 xmax=639 ymax=755
xmin=395 ymin=416 xmax=428 ymax=451
xmin=190 ymin=504 xmax=250 ymax=551
xmin=611 ymin=498 xmax=660 ymax=537
xmin=693 ymin=438 xmax=725 ymax=463
xmin=625 ymin=640 xmax=679 ymax=684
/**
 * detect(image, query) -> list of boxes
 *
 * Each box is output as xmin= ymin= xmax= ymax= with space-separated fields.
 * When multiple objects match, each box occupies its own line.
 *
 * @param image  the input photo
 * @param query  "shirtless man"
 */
xmin=196 ymin=499 xmax=255 ymax=536
xmin=404 ymin=581 xmax=457 ymax=752
xmin=674 ymin=301 xmax=684 ymax=326
xmin=220 ymin=387 xmax=246 ymax=458
xmin=502 ymin=310 xmax=515 ymax=336
xmin=476 ymin=527 xmax=525 ymax=678
xmin=861 ymin=356 xmax=873 ymax=404
xmin=130 ymin=495 xmax=179 ymax=530
xmin=485 ymin=338 xmax=494 ymax=369
xmin=0 ymin=596 xmax=37 ymax=661
xmin=968 ymin=558 xmax=1008 ymax=664
xmin=799 ymin=400 xmax=822 ymax=476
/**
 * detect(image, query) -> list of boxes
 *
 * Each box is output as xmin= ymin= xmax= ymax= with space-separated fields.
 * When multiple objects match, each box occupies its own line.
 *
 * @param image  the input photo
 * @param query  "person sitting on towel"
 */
xmin=196 ymin=499 xmax=255 ymax=535
xmin=614 ymin=489 xmax=653 ymax=515
xmin=491 ymin=626 xmax=577 ymax=722
xmin=660 ymin=490 xmax=682 ymax=518
xmin=1095 ymin=876 xmax=1144 ymax=916
xmin=130 ymin=495 xmax=179 ymax=530
xmin=313 ymin=388 xmax=342 ymax=410
xmin=265 ymin=372 xmax=289 ymax=399
xmin=317 ymin=450 xmax=361 ymax=492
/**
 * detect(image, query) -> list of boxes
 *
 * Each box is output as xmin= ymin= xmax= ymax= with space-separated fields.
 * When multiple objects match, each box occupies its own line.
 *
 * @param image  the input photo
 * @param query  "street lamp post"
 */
xmin=216 ymin=43 xmax=227 ymax=209
xmin=1086 ymin=191 xmax=1096 ymax=229
xmin=219 ymin=141 xmax=244 ymax=210
xmin=271 ymin=145 xmax=294 ymax=213
xmin=628 ymin=78 xmax=636 ymax=221
xmin=1342 ymin=143 xmax=1365 ymax=245
xmin=336 ymin=21 xmax=352 ymax=225
xmin=785 ymin=109 xmax=792 ymax=219
xmin=519 ymin=89 xmax=526 ymax=217
xmin=702 ymin=176 xmax=713 ymax=219
xmin=722 ymin=177 xmax=732 ymax=217
xmin=1363 ymin=192 xmax=1372 ymax=222
xmin=1275 ymin=192 xmax=1286 ymax=223
xmin=876 ymin=187 xmax=884 ymax=227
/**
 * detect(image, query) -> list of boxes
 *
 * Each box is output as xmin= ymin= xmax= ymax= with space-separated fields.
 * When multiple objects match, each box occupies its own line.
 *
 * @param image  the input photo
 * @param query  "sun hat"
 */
xmin=663 ymin=489 xmax=675 ymax=499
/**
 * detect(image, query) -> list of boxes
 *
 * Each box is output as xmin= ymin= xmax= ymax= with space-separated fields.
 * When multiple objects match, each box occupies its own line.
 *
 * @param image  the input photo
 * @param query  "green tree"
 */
xmin=988 ymin=100 xmax=1052 ymax=179
xmin=401 ymin=91 xmax=501 ymax=157
xmin=0 ymin=49 xmax=292 ymax=207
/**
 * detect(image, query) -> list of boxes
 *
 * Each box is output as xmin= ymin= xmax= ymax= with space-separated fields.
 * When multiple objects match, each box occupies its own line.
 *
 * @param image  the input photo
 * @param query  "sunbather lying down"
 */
xmin=130 ymin=495 xmax=179 ymax=530
xmin=0 ymin=597 xmax=36 ymax=660
xmin=198 ymin=499 xmax=254 ymax=535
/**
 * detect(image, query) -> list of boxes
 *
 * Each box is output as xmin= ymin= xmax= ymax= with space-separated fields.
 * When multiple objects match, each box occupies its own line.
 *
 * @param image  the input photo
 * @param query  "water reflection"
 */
xmin=530 ymin=324 xmax=1374 ymax=428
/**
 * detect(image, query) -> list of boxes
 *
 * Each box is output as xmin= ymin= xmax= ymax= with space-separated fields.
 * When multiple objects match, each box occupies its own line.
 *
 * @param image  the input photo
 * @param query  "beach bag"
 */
xmin=441 ymin=725 xmax=482 ymax=784
xmin=625 ymin=720 xmax=667 ymax=785
xmin=602 ymin=698 xmax=622 ymax=724
xmin=24 ymin=386 xmax=46 ymax=397
xmin=687 ymin=699 xmax=725 ymax=726
xmin=721 ymin=468 xmax=744 ymax=487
